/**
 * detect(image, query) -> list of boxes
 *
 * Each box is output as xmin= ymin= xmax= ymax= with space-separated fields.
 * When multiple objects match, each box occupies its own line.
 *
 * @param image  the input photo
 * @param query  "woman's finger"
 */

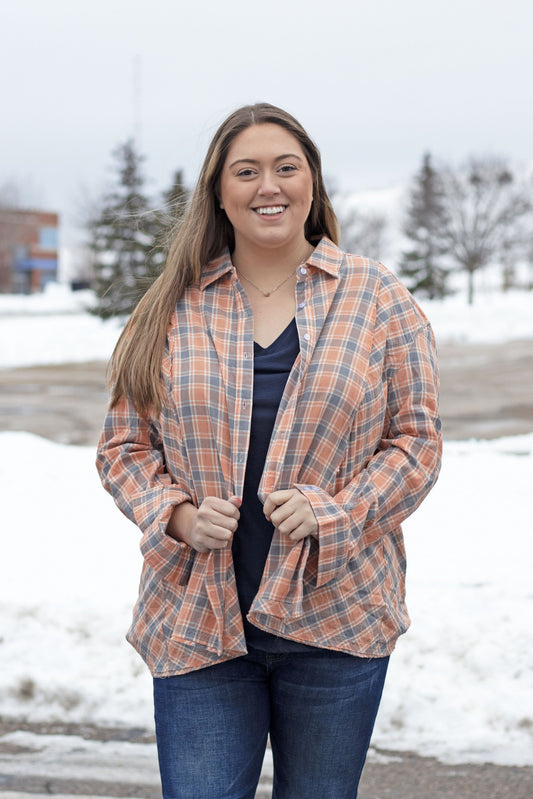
xmin=263 ymin=489 xmax=294 ymax=519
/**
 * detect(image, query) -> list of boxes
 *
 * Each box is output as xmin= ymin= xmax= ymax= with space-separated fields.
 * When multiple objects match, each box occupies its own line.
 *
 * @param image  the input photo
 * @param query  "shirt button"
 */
xmin=244 ymin=352 xmax=249 ymax=359
xmin=303 ymin=333 xmax=310 ymax=341
xmin=298 ymin=301 xmax=306 ymax=309
xmin=299 ymin=266 xmax=307 ymax=275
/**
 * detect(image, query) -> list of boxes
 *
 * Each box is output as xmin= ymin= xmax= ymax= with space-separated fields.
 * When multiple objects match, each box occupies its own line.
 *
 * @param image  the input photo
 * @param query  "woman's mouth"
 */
xmin=253 ymin=205 xmax=287 ymax=216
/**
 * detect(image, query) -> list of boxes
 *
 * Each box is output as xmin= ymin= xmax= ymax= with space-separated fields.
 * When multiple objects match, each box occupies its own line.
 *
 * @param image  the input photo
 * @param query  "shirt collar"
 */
xmin=199 ymin=236 xmax=344 ymax=291
xmin=305 ymin=236 xmax=345 ymax=277
xmin=199 ymin=251 xmax=234 ymax=291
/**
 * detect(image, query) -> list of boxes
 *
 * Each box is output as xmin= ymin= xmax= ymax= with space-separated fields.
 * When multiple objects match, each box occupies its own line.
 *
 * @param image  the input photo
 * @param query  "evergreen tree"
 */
xmin=399 ymin=152 xmax=452 ymax=299
xmin=90 ymin=139 xmax=164 ymax=318
xmin=163 ymin=168 xmax=188 ymax=218
xmin=151 ymin=168 xmax=189 ymax=261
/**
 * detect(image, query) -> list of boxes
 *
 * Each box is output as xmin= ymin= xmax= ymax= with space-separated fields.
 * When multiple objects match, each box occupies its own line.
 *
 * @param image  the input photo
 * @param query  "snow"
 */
xmin=0 ymin=288 xmax=532 ymax=767
xmin=0 ymin=284 xmax=122 ymax=369
xmin=418 ymin=290 xmax=533 ymax=345
xmin=0 ymin=730 xmax=160 ymax=784
xmin=373 ymin=434 xmax=533 ymax=767
xmin=0 ymin=429 xmax=532 ymax=767
xmin=0 ymin=282 xmax=532 ymax=372
xmin=0 ymin=313 xmax=123 ymax=369
xmin=0 ymin=282 xmax=95 ymax=315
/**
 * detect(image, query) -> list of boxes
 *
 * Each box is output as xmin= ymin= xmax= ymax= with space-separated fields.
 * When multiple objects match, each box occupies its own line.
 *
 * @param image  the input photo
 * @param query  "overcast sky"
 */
xmin=1 ymin=0 xmax=532 ymax=245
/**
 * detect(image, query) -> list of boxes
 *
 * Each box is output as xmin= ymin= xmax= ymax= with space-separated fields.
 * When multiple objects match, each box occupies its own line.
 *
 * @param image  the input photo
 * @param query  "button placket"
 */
xmin=233 ymin=308 xmax=254 ymax=495
xmin=296 ymin=268 xmax=311 ymax=348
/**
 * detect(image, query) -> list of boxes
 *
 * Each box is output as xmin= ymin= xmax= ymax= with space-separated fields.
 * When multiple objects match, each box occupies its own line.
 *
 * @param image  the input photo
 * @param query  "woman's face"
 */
xmin=219 ymin=123 xmax=314 ymax=257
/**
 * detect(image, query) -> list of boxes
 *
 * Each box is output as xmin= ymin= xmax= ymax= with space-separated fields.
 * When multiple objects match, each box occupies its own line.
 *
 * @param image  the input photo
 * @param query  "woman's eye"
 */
xmin=236 ymin=168 xmax=256 ymax=177
xmin=279 ymin=164 xmax=297 ymax=173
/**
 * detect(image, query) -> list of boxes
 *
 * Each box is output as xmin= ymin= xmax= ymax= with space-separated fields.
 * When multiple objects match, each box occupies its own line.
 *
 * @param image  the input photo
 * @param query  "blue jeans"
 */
xmin=153 ymin=646 xmax=389 ymax=799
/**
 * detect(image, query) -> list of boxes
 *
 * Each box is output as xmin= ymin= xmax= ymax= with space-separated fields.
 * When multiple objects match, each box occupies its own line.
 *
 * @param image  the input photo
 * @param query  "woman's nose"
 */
xmin=257 ymin=171 xmax=281 ymax=195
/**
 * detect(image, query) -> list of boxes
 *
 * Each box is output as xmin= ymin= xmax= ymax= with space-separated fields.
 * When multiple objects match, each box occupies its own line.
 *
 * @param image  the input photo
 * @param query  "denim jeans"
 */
xmin=153 ymin=645 xmax=388 ymax=799
xmin=154 ymin=648 xmax=389 ymax=799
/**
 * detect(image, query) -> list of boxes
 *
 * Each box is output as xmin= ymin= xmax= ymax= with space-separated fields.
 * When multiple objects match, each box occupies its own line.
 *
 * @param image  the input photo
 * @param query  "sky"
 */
xmin=1 ymin=0 xmax=532 ymax=258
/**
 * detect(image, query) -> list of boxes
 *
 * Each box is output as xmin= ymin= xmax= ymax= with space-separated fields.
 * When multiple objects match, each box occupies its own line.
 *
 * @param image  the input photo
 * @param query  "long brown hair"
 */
xmin=109 ymin=103 xmax=340 ymax=413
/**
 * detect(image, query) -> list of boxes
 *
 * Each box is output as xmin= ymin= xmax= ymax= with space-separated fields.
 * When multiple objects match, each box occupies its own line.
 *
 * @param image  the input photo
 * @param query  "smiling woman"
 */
xmin=96 ymin=102 xmax=442 ymax=799
xmin=219 ymin=124 xmax=316 ymax=347
xmin=219 ymin=124 xmax=314 ymax=259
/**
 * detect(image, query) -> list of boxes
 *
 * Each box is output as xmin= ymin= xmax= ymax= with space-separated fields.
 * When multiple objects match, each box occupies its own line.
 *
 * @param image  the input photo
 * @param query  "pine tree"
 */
xmin=151 ymin=168 xmax=189 ymax=262
xmin=400 ymin=152 xmax=452 ymax=299
xmin=90 ymin=139 xmax=164 ymax=318
xmin=163 ymin=168 xmax=188 ymax=218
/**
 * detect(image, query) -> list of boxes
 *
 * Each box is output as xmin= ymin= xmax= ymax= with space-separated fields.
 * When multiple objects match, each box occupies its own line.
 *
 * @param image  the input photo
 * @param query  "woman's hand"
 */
xmin=263 ymin=489 xmax=318 ymax=542
xmin=167 ymin=496 xmax=241 ymax=553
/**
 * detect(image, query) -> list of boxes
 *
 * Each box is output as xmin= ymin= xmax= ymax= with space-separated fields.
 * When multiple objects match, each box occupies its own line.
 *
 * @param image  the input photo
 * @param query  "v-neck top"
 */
xmin=232 ymin=318 xmax=315 ymax=651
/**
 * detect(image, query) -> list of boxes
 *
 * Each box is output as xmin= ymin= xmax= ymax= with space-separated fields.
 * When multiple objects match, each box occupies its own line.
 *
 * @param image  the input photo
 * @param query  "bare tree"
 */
xmin=502 ymin=171 xmax=533 ymax=291
xmin=340 ymin=208 xmax=389 ymax=263
xmin=0 ymin=178 xmax=42 ymax=210
xmin=440 ymin=157 xmax=530 ymax=304
xmin=524 ymin=233 xmax=533 ymax=291
xmin=70 ymin=184 xmax=105 ymax=286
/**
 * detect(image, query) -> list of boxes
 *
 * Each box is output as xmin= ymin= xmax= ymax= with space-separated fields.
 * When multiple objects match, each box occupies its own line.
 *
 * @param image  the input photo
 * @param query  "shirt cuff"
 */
xmin=294 ymin=484 xmax=363 ymax=587
xmin=134 ymin=487 xmax=194 ymax=581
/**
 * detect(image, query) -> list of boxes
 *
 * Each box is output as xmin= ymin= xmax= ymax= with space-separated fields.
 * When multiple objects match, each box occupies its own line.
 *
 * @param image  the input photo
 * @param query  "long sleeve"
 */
xmin=96 ymin=395 xmax=194 ymax=581
xmin=296 ymin=322 xmax=442 ymax=588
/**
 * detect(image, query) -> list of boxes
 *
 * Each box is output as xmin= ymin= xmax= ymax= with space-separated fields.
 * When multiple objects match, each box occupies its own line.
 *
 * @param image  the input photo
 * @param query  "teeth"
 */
xmin=256 ymin=206 xmax=285 ymax=215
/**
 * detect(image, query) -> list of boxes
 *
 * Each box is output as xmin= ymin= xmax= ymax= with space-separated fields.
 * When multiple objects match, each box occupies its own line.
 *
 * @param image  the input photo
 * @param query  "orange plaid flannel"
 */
xmin=96 ymin=237 xmax=442 ymax=675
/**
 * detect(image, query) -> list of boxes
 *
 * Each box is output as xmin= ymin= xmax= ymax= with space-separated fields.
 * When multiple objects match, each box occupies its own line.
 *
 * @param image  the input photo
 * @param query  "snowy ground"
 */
xmin=1 ymin=280 xmax=533 ymax=371
xmin=0 ymin=285 xmax=121 ymax=369
xmin=1 ymin=430 xmax=531 ymax=768
xmin=0 ymin=285 xmax=532 ymax=768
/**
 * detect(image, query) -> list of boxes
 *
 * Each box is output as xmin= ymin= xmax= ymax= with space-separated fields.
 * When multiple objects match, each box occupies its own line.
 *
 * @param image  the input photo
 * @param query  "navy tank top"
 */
xmin=232 ymin=318 xmax=316 ymax=652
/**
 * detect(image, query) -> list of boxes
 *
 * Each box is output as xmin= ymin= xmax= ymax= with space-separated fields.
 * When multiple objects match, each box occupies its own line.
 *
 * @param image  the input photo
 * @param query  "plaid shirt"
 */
xmin=96 ymin=237 xmax=442 ymax=676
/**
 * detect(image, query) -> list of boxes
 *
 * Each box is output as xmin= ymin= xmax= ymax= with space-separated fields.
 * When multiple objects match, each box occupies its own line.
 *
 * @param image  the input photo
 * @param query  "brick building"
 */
xmin=0 ymin=209 xmax=59 ymax=293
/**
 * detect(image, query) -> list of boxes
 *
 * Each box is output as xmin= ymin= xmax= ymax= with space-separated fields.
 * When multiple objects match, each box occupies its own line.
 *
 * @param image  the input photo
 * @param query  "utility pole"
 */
xmin=133 ymin=54 xmax=142 ymax=148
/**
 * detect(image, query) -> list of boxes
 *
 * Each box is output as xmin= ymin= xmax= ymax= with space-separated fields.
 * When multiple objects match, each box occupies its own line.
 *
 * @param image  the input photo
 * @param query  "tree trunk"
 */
xmin=468 ymin=270 xmax=474 ymax=305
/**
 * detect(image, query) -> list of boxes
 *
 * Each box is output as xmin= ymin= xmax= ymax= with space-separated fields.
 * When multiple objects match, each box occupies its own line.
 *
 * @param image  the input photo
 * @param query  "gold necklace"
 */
xmin=237 ymin=265 xmax=299 ymax=297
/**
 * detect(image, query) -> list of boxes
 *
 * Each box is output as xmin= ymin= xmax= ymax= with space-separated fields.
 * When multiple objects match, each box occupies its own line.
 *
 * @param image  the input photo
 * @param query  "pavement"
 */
xmin=0 ymin=339 xmax=533 ymax=447
xmin=1 ymin=338 xmax=533 ymax=797
xmin=1 ymin=718 xmax=532 ymax=798
xmin=1 ymin=718 xmax=532 ymax=799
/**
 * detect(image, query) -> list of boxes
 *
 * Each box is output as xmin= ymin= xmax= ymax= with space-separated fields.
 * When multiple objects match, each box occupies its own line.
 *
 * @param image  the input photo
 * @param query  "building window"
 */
xmin=39 ymin=227 xmax=58 ymax=249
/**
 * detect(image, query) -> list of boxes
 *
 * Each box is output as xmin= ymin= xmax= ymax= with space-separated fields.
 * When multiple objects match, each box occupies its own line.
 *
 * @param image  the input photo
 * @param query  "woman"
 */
xmin=96 ymin=103 xmax=442 ymax=799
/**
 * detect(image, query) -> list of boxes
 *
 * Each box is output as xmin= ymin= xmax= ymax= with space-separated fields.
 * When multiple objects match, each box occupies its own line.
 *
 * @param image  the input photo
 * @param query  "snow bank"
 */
xmin=0 ymin=283 xmax=95 ymax=315
xmin=0 ymin=285 xmax=532 ymax=371
xmin=0 ymin=313 xmax=123 ymax=368
xmin=0 ymin=285 xmax=122 ymax=369
xmin=373 ymin=434 xmax=533 ymax=766
xmin=0 ymin=431 xmax=532 ymax=766
xmin=418 ymin=290 xmax=533 ymax=345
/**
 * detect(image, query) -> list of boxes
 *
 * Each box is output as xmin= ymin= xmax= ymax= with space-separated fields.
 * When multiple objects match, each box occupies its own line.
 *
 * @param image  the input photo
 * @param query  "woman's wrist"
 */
xmin=167 ymin=501 xmax=197 ymax=545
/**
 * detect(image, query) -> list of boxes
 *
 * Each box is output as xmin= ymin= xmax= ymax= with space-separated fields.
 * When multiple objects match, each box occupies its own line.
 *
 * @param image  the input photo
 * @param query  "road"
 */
xmin=0 ymin=719 xmax=532 ymax=799
xmin=1 ymin=339 xmax=533 ymax=446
